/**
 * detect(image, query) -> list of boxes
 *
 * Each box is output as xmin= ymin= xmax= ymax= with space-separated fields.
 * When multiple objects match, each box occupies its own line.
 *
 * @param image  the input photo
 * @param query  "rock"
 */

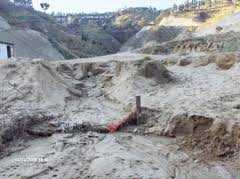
xmin=0 ymin=128 xmax=15 ymax=144
xmin=26 ymin=123 xmax=56 ymax=137
xmin=216 ymin=26 xmax=223 ymax=32
xmin=177 ymin=58 xmax=192 ymax=66
xmin=216 ymin=53 xmax=236 ymax=70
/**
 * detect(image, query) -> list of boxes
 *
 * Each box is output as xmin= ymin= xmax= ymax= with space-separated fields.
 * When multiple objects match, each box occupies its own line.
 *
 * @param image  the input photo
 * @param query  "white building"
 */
xmin=0 ymin=41 xmax=14 ymax=60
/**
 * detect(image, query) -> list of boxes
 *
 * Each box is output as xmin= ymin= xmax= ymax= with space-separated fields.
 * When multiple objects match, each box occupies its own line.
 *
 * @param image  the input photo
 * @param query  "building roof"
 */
xmin=0 ymin=40 xmax=14 ymax=46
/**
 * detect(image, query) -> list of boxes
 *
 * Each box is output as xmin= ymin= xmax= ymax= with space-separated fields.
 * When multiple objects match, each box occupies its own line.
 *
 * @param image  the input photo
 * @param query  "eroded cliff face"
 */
xmin=139 ymin=31 xmax=240 ymax=55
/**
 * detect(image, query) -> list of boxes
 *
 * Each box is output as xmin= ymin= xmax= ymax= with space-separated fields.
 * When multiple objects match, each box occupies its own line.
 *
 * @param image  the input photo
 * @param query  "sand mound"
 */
xmin=147 ymin=113 xmax=240 ymax=159
xmin=114 ymin=57 xmax=175 ymax=85
xmin=181 ymin=119 xmax=240 ymax=159
xmin=147 ymin=113 xmax=214 ymax=137
xmin=137 ymin=58 xmax=174 ymax=83
xmin=0 ymin=60 xmax=87 ymax=152
xmin=193 ymin=52 xmax=238 ymax=70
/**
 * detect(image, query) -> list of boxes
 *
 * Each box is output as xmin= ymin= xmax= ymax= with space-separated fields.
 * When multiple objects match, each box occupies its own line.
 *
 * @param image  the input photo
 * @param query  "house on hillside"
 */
xmin=0 ymin=41 xmax=14 ymax=59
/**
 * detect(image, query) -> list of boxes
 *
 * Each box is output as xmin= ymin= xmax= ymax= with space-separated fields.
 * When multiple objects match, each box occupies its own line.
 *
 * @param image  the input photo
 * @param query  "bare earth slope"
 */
xmin=0 ymin=52 xmax=240 ymax=178
xmin=0 ymin=29 xmax=64 ymax=60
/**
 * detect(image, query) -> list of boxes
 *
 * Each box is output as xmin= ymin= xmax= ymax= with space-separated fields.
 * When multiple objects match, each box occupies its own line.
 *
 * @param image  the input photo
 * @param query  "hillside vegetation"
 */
xmin=0 ymin=2 xmax=160 ymax=59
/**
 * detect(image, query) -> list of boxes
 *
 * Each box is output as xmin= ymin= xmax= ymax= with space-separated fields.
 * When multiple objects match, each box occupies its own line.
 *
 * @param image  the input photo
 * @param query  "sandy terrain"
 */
xmin=0 ymin=52 xmax=240 ymax=178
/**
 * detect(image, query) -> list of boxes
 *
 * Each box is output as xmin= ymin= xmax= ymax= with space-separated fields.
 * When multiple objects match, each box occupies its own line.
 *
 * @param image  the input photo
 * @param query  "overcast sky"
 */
xmin=32 ymin=0 xmax=186 ymax=13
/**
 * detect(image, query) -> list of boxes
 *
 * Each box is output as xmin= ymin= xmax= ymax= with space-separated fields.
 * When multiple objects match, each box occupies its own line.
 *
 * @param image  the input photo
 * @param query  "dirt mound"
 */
xmin=177 ymin=58 xmax=192 ymax=66
xmin=193 ymin=52 xmax=238 ymax=70
xmin=180 ymin=120 xmax=240 ymax=160
xmin=137 ymin=58 xmax=174 ymax=83
xmin=147 ymin=113 xmax=214 ymax=137
xmin=113 ymin=57 xmax=175 ymax=85
xmin=147 ymin=113 xmax=240 ymax=159
xmin=216 ymin=53 xmax=237 ymax=70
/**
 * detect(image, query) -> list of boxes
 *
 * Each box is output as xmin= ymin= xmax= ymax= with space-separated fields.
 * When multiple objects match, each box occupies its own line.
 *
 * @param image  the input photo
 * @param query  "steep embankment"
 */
xmin=136 ymin=7 xmax=240 ymax=55
xmin=0 ymin=3 xmax=121 ymax=59
xmin=121 ymin=10 xmax=187 ymax=51
xmin=0 ymin=6 xmax=65 ymax=60
xmin=121 ymin=25 xmax=184 ymax=51
xmin=66 ymin=7 xmax=160 ymax=55
xmin=0 ymin=4 xmax=163 ymax=59
xmin=66 ymin=23 xmax=121 ymax=56
xmin=104 ymin=7 xmax=160 ymax=44
xmin=0 ymin=29 xmax=64 ymax=60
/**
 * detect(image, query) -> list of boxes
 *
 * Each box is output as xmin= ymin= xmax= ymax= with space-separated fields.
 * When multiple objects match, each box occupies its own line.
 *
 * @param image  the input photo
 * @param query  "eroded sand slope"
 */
xmin=0 ymin=52 xmax=240 ymax=178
